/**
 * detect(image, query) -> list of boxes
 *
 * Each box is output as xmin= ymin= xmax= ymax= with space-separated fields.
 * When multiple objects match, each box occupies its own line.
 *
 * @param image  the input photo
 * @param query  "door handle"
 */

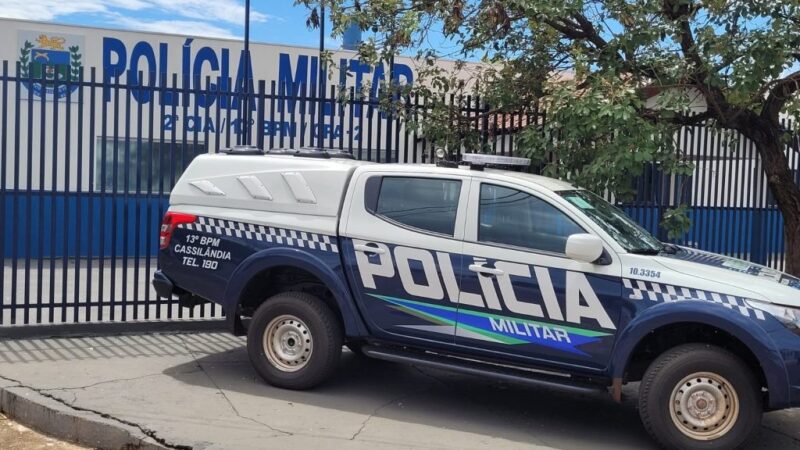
xmin=354 ymin=243 xmax=386 ymax=255
xmin=469 ymin=264 xmax=504 ymax=276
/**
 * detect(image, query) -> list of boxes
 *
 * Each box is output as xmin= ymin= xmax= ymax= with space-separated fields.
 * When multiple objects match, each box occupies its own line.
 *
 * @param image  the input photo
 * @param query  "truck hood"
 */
xmin=653 ymin=246 xmax=800 ymax=307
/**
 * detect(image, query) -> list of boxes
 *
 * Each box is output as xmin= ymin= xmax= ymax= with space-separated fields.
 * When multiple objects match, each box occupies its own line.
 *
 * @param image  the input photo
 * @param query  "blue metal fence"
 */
xmin=0 ymin=60 xmax=797 ymax=325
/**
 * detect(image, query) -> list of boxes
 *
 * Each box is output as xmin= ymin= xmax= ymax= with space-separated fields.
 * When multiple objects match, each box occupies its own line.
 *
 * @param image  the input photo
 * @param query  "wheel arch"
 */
xmin=611 ymin=301 xmax=790 ymax=410
xmin=223 ymin=247 xmax=370 ymax=338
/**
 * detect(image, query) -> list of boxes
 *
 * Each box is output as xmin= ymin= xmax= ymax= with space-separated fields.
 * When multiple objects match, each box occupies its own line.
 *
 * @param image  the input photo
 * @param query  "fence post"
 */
xmin=257 ymin=80 xmax=265 ymax=150
xmin=751 ymin=208 xmax=768 ymax=265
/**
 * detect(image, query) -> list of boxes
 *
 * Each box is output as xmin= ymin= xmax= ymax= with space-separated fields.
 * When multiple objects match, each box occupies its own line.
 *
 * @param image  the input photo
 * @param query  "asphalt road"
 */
xmin=0 ymin=332 xmax=799 ymax=449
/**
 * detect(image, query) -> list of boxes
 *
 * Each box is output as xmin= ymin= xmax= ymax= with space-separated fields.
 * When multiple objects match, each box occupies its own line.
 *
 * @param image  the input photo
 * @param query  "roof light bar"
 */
xmin=461 ymin=153 xmax=530 ymax=166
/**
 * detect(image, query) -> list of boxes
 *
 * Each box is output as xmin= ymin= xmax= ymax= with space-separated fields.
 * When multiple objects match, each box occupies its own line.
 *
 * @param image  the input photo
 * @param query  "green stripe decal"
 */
xmin=369 ymin=293 xmax=611 ymax=338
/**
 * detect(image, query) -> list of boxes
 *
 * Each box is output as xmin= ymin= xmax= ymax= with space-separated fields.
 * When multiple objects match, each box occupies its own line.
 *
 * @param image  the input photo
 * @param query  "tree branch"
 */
xmin=763 ymin=69 xmax=800 ymax=121
xmin=639 ymin=108 xmax=713 ymax=126
xmin=662 ymin=0 xmax=730 ymax=119
xmin=542 ymin=13 xmax=662 ymax=81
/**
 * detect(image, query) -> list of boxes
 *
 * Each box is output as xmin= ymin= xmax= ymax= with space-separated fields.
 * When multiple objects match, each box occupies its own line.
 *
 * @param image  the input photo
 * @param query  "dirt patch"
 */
xmin=0 ymin=413 xmax=86 ymax=450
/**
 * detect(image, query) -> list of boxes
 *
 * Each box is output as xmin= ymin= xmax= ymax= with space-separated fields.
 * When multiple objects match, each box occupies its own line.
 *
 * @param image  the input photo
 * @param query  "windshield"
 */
xmin=558 ymin=190 xmax=664 ymax=254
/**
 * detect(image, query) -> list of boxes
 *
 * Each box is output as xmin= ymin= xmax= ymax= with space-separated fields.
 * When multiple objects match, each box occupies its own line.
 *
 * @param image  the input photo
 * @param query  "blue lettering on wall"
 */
xmin=100 ymin=38 xmax=415 ymax=134
xmin=129 ymin=41 xmax=156 ymax=103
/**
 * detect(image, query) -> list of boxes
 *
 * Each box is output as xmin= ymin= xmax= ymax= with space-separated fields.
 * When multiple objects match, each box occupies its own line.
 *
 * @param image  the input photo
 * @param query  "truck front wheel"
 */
xmin=247 ymin=291 xmax=343 ymax=390
xmin=638 ymin=343 xmax=762 ymax=449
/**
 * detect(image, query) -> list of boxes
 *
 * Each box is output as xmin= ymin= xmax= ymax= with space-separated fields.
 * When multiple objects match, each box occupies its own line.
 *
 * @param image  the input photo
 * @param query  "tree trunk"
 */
xmin=747 ymin=123 xmax=800 ymax=276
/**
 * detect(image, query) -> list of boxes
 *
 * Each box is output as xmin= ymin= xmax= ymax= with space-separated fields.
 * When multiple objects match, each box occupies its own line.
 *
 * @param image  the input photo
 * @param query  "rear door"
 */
xmin=340 ymin=169 xmax=471 ymax=345
xmin=455 ymin=179 xmax=623 ymax=370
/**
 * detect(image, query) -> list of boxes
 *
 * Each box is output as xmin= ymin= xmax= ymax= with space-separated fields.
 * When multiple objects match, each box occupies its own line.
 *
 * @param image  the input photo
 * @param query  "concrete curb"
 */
xmin=0 ymin=383 xmax=169 ymax=450
xmin=0 ymin=319 xmax=226 ymax=340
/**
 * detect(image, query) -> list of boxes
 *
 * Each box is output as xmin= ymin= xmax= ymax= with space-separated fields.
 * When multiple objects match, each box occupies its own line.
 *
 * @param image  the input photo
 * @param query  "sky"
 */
xmin=0 ymin=0 xmax=338 ymax=49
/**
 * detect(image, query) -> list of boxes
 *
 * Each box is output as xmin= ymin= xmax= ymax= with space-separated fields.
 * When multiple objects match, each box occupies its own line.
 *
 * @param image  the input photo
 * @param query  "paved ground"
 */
xmin=0 ymin=413 xmax=86 ymax=449
xmin=0 ymin=332 xmax=799 ymax=449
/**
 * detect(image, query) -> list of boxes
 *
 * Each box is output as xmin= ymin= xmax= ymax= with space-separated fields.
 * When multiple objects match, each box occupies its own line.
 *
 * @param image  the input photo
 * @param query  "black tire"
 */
xmin=247 ymin=291 xmax=343 ymax=390
xmin=639 ymin=343 xmax=762 ymax=450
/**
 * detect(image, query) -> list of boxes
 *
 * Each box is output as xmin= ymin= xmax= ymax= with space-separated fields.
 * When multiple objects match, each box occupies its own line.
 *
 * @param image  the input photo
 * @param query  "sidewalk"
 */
xmin=0 ymin=332 xmax=798 ymax=450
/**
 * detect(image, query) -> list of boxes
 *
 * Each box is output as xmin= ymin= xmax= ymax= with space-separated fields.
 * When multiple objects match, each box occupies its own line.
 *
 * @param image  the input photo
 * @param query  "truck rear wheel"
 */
xmin=638 ymin=343 xmax=762 ymax=449
xmin=247 ymin=291 xmax=343 ymax=390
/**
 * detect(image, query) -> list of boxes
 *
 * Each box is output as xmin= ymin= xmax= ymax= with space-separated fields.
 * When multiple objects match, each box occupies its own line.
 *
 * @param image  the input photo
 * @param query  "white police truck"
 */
xmin=153 ymin=148 xmax=800 ymax=449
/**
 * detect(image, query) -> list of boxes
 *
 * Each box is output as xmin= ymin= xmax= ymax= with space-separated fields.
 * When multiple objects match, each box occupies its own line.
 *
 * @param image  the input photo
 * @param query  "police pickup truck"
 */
xmin=153 ymin=147 xmax=800 ymax=449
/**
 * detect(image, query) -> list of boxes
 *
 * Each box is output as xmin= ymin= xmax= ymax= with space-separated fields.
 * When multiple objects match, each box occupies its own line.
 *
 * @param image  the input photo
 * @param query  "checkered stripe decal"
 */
xmin=622 ymin=278 xmax=765 ymax=321
xmin=179 ymin=216 xmax=339 ymax=253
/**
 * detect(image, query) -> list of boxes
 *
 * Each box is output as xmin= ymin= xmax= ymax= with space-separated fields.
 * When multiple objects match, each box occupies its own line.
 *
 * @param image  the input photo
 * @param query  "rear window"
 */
xmin=371 ymin=177 xmax=462 ymax=236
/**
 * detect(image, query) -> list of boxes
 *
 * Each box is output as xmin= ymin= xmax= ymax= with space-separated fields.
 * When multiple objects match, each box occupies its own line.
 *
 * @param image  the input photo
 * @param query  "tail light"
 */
xmin=159 ymin=211 xmax=197 ymax=249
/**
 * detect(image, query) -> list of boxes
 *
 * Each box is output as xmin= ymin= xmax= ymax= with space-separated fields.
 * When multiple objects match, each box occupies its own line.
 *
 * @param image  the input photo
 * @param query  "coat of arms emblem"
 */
xmin=18 ymin=31 xmax=84 ymax=100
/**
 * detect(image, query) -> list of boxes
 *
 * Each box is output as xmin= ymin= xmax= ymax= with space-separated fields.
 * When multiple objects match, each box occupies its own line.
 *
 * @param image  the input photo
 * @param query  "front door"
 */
xmin=454 ymin=179 xmax=623 ymax=370
xmin=340 ymin=170 xmax=471 ymax=346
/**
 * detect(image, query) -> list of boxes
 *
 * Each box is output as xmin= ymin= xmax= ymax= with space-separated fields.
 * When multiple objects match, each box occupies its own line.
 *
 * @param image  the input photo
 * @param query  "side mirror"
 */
xmin=565 ymin=234 xmax=605 ymax=264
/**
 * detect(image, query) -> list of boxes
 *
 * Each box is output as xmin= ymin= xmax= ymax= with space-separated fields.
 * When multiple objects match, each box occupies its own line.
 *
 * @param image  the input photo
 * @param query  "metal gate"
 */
xmin=1 ymin=61 xmax=798 ymax=326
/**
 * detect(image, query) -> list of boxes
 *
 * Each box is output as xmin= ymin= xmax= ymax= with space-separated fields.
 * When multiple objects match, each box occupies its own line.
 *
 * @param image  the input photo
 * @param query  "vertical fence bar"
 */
xmin=698 ymin=119 xmax=711 ymax=255
xmin=734 ymin=133 xmax=746 ymax=260
xmin=367 ymin=95 xmax=374 ymax=161
xmin=348 ymin=87 xmax=355 ymax=155
xmin=62 ymin=68 xmax=71 ymax=322
xmin=11 ymin=63 xmax=22 ymax=324
xmin=339 ymin=86 xmax=346 ymax=152
xmin=309 ymin=79 xmax=317 ymax=149
xmin=133 ymin=71 xmax=144 ymax=320
xmin=109 ymin=69 xmax=122 ymax=321
xmin=168 ymin=73 xmax=179 ymax=319
xmin=224 ymin=76 xmax=232 ymax=150
xmin=723 ymin=130 xmax=735 ymax=257
xmin=72 ymin=67 xmax=84 ymax=323
xmin=35 ymin=67 xmax=47 ymax=324
xmin=48 ymin=68 xmax=59 ymax=323
xmin=98 ymin=69 xmax=109 ymax=322
xmin=298 ymin=83 xmax=307 ymax=148
xmin=376 ymin=90 xmax=384 ymax=162
xmin=203 ymin=76 xmax=211 ymax=155
xmin=144 ymin=70 xmax=156 ymax=320
xmin=356 ymin=89 xmax=364 ymax=160
xmin=288 ymin=82 xmax=297 ymax=149
xmin=187 ymin=74 xmax=199 ymax=320
xmin=269 ymin=81 xmax=276 ymax=150
xmin=23 ymin=67 xmax=38 ymax=325
xmin=86 ymin=68 xmax=96 ymax=322
xmin=0 ymin=62 xmax=6 ymax=325
xmin=393 ymin=92 xmax=401 ymax=162
xmin=401 ymin=92 xmax=410 ymax=163
xmin=279 ymin=81 xmax=287 ymax=149
xmin=156 ymin=72 xmax=168 ymax=319
xmin=120 ymin=72 xmax=132 ymax=321
xmin=213 ymin=76 xmax=221 ymax=153
xmin=256 ymin=80 xmax=265 ymax=151
xmin=411 ymin=92 xmax=419 ymax=163
xmin=327 ymin=85 xmax=335 ymax=151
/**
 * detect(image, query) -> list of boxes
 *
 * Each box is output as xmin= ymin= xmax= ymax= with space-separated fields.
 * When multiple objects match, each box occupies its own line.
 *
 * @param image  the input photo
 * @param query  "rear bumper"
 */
xmin=152 ymin=270 xmax=176 ymax=298
xmin=152 ymin=270 xmax=210 ymax=308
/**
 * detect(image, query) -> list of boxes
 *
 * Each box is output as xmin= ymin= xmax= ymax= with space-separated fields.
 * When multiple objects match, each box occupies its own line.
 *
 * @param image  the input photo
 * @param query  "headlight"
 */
xmin=746 ymin=300 xmax=800 ymax=333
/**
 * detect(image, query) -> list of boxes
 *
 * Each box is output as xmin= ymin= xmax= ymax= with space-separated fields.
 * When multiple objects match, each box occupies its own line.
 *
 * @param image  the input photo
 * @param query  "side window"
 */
xmin=479 ymin=184 xmax=584 ymax=253
xmin=369 ymin=176 xmax=462 ymax=236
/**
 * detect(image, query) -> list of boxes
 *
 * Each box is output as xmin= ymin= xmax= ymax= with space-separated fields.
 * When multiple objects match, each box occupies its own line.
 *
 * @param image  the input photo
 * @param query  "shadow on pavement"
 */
xmin=165 ymin=345 xmax=657 ymax=449
xmin=163 ymin=342 xmax=800 ymax=449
